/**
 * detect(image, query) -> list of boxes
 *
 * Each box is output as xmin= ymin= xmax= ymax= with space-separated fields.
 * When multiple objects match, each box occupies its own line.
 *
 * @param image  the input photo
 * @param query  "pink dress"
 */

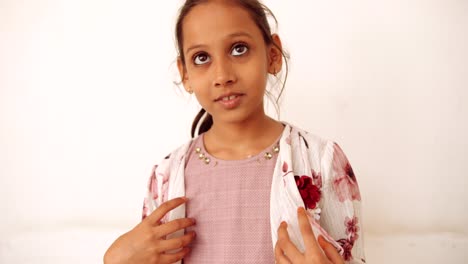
xmin=183 ymin=134 xmax=280 ymax=263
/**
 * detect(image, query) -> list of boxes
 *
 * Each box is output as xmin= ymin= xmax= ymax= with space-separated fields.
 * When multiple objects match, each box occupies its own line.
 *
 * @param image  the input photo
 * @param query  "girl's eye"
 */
xmin=193 ymin=53 xmax=210 ymax=65
xmin=231 ymin=44 xmax=248 ymax=56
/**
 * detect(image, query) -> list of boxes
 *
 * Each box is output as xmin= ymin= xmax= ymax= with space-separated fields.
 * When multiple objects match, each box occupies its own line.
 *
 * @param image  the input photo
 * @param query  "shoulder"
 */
xmin=284 ymin=122 xmax=352 ymax=165
xmin=153 ymin=136 xmax=199 ymax=169
xmin=285 ymin=122 xmax=335 ymax=154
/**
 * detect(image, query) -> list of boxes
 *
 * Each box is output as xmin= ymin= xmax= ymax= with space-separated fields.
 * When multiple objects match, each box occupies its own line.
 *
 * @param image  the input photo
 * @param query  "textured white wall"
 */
xmin=1 ymin=0 xmax=467 ymax=256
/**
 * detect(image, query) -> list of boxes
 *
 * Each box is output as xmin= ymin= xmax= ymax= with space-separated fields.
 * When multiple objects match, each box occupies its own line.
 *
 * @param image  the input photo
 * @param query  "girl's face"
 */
xmin=178 ymin=0 xmax=282 ymax=125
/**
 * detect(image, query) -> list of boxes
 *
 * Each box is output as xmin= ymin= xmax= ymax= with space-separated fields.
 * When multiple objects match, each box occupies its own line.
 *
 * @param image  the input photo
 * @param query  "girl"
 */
xmin=104 ymin=0 xmax=365 ymax=263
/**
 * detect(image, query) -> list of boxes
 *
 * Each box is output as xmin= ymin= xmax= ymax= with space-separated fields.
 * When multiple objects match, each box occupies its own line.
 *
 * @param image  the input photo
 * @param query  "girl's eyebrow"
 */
xmin=185 ymin=32 xmax=254 ymax=55
xmin=185 ymin=44 xmax=206 ymax=55
xmin=226 ymin=32 xmax=254 ymax=39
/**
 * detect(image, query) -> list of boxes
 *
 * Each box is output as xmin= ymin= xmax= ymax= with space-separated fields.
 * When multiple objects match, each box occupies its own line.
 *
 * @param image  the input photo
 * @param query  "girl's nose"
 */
xmin=213 ymin=59 xmax=236 ymax=87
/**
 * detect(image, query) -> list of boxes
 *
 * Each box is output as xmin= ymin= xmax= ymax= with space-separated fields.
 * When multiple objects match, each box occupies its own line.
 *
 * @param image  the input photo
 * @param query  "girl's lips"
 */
xmin=217 ymin=94 xmax=243 ymax=109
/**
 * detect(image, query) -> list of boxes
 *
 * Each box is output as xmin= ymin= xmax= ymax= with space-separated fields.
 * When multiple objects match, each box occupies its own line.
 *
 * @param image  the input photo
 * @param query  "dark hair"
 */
xmin=175 ymin=0 xmax=289 ymax=137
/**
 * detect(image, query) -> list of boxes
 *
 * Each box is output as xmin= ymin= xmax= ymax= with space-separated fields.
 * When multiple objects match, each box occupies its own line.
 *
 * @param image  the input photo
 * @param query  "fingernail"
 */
xmin=280 ymin=221 xmax=287 ymax=227
xmin=185 ymin=247 xmax=192 ymax=254
xmin=191 ymin=218 xmax=196 ymax=224
xmin=317 ymin=235 xmax=326 ymax=245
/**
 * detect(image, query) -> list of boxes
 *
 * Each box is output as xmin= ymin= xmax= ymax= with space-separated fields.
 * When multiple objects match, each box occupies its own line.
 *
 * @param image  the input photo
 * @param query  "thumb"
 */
xmin=318 ymin=236 xmax=344 ymax=264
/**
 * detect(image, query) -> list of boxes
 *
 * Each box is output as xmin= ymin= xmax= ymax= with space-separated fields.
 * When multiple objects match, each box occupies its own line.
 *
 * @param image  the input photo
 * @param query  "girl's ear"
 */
xmin=177 ymin=57 xmax=191 ymax=92
xmin=268 ymin=34 xmax=283 ymax=75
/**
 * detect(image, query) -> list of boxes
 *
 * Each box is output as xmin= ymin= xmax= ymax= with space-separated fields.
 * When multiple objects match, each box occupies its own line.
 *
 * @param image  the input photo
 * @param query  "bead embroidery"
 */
xmin=195 ymin=144 xmax=280 ymax=165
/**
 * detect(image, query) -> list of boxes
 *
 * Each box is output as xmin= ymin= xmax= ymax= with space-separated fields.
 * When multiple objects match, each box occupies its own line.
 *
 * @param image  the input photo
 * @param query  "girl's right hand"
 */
xmin=104 ymin=197 xmax=196 ymax=264
xmin=275 ymin=207 xmax=344 ymax=264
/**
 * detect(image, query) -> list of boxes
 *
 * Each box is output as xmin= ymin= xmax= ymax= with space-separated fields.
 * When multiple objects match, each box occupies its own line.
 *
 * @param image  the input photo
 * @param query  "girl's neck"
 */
xmin=203 ymin=114 xmax=284 ymax=160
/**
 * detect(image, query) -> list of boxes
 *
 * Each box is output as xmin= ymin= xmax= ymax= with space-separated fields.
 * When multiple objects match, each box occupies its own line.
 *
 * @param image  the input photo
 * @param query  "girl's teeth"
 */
xmin=222 ymin=95 xmax=238 ymax=101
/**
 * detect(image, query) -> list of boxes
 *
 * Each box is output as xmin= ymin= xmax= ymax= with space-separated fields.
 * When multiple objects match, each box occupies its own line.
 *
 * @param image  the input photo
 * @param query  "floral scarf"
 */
xmin=143 ymin=123 xmax=365 ymax=263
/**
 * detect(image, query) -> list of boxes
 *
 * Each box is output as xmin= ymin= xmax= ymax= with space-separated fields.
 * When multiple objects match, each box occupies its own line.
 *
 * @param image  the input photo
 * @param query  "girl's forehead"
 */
xmin=183 ymin=1 xmax=254 ymax=31
xmin=181 ymin=1 xmax=263 ymax=49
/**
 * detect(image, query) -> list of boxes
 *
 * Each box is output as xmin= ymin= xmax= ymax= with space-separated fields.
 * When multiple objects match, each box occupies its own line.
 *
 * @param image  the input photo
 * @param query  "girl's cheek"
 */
xmin=189 ymin=67 xmax=209 ymax=80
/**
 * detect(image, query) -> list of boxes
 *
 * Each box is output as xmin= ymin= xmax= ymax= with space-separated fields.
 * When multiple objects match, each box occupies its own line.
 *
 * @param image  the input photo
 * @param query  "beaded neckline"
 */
xmin=193 ymin=134 xmax=281 ymax=166
xmin=194 ymin=144 xmax=280 ymax=165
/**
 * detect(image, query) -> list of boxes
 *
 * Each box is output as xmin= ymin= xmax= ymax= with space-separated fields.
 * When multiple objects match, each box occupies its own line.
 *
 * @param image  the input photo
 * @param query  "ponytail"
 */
xmin=191 ymin=108 xmax=213 ymax=138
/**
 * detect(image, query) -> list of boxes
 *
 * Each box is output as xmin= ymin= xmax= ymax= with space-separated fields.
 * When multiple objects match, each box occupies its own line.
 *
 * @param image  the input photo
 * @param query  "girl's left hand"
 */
xmin=274 ymin=207 xmax=344 ymax=264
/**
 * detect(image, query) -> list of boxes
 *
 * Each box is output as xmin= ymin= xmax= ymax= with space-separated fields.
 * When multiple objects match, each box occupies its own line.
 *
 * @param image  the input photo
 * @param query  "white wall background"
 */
xmin=1 ymin=0 xmax=467 ymax=263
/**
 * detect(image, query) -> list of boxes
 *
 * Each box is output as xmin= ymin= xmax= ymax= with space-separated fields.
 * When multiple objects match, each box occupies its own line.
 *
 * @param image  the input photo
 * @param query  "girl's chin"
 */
xmin=211 ymin=111 xmax=266 ymax=126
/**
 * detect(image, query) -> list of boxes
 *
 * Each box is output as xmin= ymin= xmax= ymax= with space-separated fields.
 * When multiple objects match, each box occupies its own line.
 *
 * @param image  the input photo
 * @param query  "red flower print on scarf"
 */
xmin=149 ymin=174 xmax=158 ymax=200
xmin=156 ymin=167 xmax=170 ymax=203
xmin=332 ymin=143 xmax=361 ymax=202
xmin=282 ymin=162 xmax=294 ymax=186
xmin=311 ymin=169 xmax=322 ymax=188
xmin=294 ymin=175 xmax=321 ymax=210
xmin=337 ymin=238 xmax=354 ymax=261
xmin=142 ymin=198 xmax=149 ymax=220
xmin=345 ymin=216 xmax=360 ymax=243
xmin=282 ymin=162 xmax=288 ymax=173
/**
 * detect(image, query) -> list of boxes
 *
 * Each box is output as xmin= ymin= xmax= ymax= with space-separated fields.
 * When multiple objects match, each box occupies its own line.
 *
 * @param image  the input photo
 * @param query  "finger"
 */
xmin=277 ymin=222 xmax=302 ymax=262
xmin=318 ymin=235 xmax=344 ymax=264
xmin=154 ymin=217 xmax=196 ymax=238
xmin=159 ymin=247 xmax=191 ymax=264
xmin=274 ymin=241 xmax=292 ymax=264
xmin=146 ymin=197 xmax=187 ymax=224
xmin=297 ymin=207 xmax=321 ymax=254
xmin=157 ymin=231 xmax=196 ymax=252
